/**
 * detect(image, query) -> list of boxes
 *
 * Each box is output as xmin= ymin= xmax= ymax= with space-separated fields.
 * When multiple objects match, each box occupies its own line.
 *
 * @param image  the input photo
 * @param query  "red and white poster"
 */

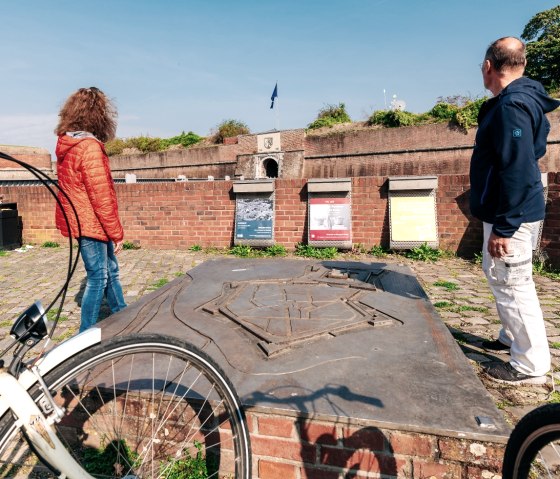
xmin=309 ymin=197 xmax=351 ymax=241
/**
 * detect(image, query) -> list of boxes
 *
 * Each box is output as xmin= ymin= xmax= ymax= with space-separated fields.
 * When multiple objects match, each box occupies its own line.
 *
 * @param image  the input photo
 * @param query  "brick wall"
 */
xmin=0 ymin=145 xmax=54 ymax=180
xmin=3 ymin=173 xmax=560 ymax=265
xmin=247 ymin=411 xmax=504 ymax=478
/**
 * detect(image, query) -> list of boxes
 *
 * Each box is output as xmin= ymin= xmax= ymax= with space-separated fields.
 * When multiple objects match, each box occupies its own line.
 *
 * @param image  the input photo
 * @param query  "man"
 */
xmin=470 ymin=37 xmax=560 ymax=385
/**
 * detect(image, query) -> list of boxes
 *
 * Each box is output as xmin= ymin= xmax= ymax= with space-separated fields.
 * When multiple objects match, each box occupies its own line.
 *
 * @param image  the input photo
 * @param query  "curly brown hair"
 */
xmin=55 ymin=87 xmax=117 ymax=143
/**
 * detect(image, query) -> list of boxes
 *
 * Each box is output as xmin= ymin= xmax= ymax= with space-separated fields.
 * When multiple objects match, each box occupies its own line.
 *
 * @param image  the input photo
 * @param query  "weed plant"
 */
xmin=294 ymin=243 xmax=338 ymax=259
xmin=212 ymin=119 xmax=250 ymax=144
xmin=307 ymin=103 xmax=351 ymax=130
xmin=405 ymin=243 xmax=442 ymax=262
xmin=41 ymin=241 xmax=60 ymax=248
xmin=369 ymin=245 xmax=388 ymax=257
xmin=229 ymin=244 xmax=288 ymax=258
xmin=433 ymin=280 xmax=459 ymax=291
xmin=122 ymin=241 xmax=140 ymax=250
xmin=83 ymin=440 xmax=139 ymax=476
xmin=165 ymin=441 xmax=213 ymax=479
xmin=148 ymin=278 xmax=169 ymax=290
xmin=367 ymin=96 xmax=487 ymax=131
xmin=105 ymin=131 xmax=203 ymax=156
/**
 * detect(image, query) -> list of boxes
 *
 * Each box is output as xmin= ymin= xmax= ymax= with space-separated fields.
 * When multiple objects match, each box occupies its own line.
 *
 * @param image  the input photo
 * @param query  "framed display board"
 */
xmin=235 ymin=197 xmax=274 ymax=242
xmin=388 ymin=176 xmax=439 ymax=249
xmin=309 ymin=197 xmax=351 ymax=242
xmin=307 ymin=178 xmax=352 ymax=249
xmin=233 ymin=180 xmax=275 ymax=247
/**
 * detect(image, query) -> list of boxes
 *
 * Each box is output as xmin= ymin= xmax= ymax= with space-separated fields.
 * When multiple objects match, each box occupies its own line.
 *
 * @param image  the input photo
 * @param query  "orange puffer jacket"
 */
xmin=55 ymin=135 xmax=124 ymax=243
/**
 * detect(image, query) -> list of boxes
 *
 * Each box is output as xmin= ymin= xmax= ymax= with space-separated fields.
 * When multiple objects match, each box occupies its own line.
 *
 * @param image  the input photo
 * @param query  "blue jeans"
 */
xmin=79 ymin=237 xmax=127 ymax=332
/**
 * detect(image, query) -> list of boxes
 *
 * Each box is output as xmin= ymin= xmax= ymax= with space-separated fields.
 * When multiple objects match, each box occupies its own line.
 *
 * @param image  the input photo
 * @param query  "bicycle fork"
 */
xmin=0 ymin=368 xmax=93 ymax=479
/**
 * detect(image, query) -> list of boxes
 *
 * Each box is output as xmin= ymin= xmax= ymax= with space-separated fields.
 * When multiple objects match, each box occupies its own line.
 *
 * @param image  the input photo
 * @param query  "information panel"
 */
xmin=235 ymin=198 xmax=273 ymax=241
xmin=390 ymin=196 xmax=437 ymax=242
xmin=309 ymin=197 xmax=351 ymax=242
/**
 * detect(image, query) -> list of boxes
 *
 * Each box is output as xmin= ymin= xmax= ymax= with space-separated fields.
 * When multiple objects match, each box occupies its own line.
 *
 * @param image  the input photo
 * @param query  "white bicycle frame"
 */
xmin=0 ymin=327 xmax=101 ymax=478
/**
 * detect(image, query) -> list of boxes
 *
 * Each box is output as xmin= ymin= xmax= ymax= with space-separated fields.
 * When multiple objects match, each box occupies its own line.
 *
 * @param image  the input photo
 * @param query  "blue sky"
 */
xmin=1 ymin=0 xmax=558 ymax=156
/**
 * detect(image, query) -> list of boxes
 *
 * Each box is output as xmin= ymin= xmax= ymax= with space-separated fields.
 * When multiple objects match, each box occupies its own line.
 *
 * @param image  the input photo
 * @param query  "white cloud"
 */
xmin=0 ymin=114 xmax=58 ymax=156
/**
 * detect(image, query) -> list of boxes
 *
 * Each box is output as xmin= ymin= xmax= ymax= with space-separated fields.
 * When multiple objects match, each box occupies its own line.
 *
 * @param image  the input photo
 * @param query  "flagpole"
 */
xmin=275 ymin=94 xmax=280 ymax=131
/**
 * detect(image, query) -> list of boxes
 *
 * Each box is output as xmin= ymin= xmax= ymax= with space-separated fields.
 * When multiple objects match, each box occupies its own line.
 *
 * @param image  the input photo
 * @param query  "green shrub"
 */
xmin=213 ymin=119 xmax=250 ymax=144
xmin=452 ymin=98 xmax=487 ymax=130
xmin=189 ymin=244 xmax=203 ymax=252
xmin=105 ymin=131 xmax=203 ymax=156
xmin=161 ymin=131 xmax=203 ymax=149
xmin=42 ymin=241 xmax=59 ymax=248
xmin=429 ymin=102 xmax=458 ymax=121
xmin=308 ymin=103 xmax=351 ymax=130
xmin=127 ymin=136 xmax=163 ymax=153
xmin=104 ymin=138 xmax=126 ymax=156
xmin=367 ymin=109 xmax=427 ymax=128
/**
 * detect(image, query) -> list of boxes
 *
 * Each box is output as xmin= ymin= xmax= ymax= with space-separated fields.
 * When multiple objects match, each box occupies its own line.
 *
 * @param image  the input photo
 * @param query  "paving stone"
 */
xmin=461 ymin=317 xmax=490 ymax=325
xmin=466 ymin=353 xmax=493 ymax=363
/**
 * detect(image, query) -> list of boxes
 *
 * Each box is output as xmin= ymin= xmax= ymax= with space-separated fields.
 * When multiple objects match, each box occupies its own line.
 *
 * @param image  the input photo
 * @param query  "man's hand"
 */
xmin=488 ymin=232 xmax=511 ymax=258
xmin=114 ymin=240 xmax=124 ymax=255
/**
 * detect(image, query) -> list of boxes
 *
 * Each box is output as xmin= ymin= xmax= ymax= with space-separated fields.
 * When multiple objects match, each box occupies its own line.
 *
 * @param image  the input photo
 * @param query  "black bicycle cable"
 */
xmin=0 ymin=151 xmax=82 ymax=357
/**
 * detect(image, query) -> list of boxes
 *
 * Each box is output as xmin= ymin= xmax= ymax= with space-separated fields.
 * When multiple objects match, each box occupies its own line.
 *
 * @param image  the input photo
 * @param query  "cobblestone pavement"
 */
xmin=1 ymin=246 xmax=559 ymax=428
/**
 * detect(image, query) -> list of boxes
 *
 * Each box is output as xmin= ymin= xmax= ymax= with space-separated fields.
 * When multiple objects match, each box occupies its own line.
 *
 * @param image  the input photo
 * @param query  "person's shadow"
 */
xmin=75 ymin=278 xmax=113 ymax=322
xmin=246 ymin=384 xmax=398 ymax=477
xmin=455 ymin=189 xmax=483 ymax=258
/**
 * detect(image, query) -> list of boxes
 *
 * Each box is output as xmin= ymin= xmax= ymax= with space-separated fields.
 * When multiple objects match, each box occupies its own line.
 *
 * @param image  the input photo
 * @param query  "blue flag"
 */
xmin=270 ymin=83 xmax=278 ymax=109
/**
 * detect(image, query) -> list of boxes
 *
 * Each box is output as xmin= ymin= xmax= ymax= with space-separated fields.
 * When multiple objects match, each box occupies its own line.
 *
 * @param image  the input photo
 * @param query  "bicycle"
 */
xmin=501 ymin=403 xmax=560 ymax=478
xmin=0 ymin=151 xmax=251 ymax=478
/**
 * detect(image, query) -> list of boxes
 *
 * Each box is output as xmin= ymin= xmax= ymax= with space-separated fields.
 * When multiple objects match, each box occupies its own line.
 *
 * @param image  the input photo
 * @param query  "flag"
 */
xmin=270 ymin=83 xmax=278 ymax=109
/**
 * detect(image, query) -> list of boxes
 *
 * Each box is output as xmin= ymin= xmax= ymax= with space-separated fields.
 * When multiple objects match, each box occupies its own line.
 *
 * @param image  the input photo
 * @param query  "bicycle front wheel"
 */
xmin=21 ymin=333 xmax=250 ymax=478
xmin=502 ymin=403 xmax=560 ymax=479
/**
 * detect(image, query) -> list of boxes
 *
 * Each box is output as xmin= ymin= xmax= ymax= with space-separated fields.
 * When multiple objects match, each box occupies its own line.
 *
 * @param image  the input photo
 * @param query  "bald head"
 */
xmin=485 ymin=37 xmax=526 ymax=73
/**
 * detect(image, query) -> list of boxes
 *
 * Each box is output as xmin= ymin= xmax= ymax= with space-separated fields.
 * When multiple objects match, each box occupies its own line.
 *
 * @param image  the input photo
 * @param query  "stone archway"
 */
xmin=263 ymin=158 xmax=279 ymax=178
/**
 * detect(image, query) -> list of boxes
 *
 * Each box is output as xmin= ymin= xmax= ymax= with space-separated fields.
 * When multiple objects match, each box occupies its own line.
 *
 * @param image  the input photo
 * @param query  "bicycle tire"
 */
xmin=502 ymin=403 xmax=560 ymax=479
xmin=0 ymin=333 xmax=251 ymax=479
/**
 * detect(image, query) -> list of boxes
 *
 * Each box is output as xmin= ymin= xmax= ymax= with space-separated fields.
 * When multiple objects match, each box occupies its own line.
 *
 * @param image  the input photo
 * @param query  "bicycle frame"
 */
xmin=0 ymin=327 xmax=101 ymax=477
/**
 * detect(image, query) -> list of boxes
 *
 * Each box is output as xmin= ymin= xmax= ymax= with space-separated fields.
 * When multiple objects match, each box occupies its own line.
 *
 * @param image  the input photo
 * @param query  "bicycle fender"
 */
xmin=35 ymin=327 xmax=102 ymax=377
xmin=0 ymin=328 xmax=101 ymax=418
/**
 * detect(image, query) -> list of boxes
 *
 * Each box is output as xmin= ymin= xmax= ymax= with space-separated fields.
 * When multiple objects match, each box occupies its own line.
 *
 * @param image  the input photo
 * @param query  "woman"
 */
xmin=54 ymin=87 xmax=127 ymax=332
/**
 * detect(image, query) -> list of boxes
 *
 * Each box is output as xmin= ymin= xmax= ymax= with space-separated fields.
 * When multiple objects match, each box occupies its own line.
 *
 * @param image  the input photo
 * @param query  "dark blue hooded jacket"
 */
xmin=469 ymin=77 xmax=560 ymax=237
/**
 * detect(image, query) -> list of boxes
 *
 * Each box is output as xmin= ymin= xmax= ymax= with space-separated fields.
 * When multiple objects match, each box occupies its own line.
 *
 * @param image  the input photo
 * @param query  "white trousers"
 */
xmin=482 ymin=222 xmax=550 ymax=376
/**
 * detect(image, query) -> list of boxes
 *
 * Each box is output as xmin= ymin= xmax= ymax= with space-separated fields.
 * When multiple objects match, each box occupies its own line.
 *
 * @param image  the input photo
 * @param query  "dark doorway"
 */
xmin=264 ymin=158 xmax=278 ymax=178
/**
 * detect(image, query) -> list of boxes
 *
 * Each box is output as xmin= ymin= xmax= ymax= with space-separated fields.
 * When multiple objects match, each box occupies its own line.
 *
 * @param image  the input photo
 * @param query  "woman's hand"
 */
xmin=114 ymin=240 xmax=124 ymax=255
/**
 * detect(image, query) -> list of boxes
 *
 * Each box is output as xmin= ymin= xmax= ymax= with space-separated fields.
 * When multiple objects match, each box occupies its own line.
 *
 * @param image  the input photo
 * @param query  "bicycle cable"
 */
xmin=0 ymin=151 xmax=82 ymax=358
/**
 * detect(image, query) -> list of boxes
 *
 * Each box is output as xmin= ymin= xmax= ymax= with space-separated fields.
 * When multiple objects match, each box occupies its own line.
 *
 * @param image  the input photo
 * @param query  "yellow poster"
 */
xmin=390 ymin=196 xmax=437 ymax=242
